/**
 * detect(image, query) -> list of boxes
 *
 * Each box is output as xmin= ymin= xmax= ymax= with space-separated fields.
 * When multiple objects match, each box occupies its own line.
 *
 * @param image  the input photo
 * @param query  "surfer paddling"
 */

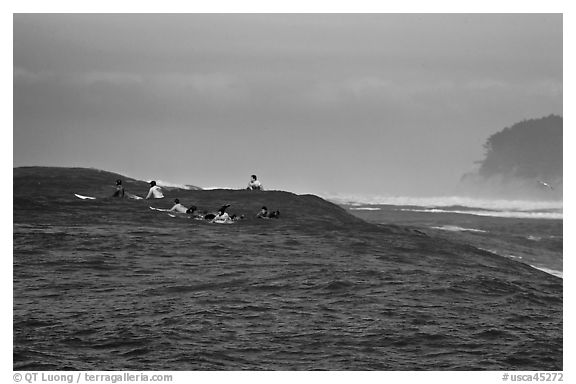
xmin=145 ymin=181 xmax=164 ymax=199
xmin=210 ymin=204 xmax=232 ymax=223
xmin=256 ymin=206 xmax=280 ymax=219
xmin=204 ymin=204 xmax=241 ymax=223
xmin=185 ymin=206 xmax=205 ymax=219
xmin=169 ymin=199 xmax=188 ymax=213
xmin=257 ymin=206 xmax=268 ymax=218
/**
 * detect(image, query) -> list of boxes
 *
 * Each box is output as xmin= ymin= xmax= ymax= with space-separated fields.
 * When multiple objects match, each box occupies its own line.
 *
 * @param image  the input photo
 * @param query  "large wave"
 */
xmin=326 ymin=194 xmax=562 ymax=211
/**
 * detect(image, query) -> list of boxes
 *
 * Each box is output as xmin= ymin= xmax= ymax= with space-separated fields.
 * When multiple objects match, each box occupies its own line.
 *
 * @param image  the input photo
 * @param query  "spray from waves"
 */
xmin=150 ymin=180 xmax=202 ymax=190
xmin=531 ymin=266 xmax=563 ymax=279
xmin=478 ymin=248 xmax=563 ymax=279
xmin=326 ymin=194 xmax=562 ymax=211
xmin=430 ymin=225 xmax=488 ymax=233
xmin=326 ymin=194 xmax=562 ymax=220
xmin=202 ymin=186 xmax=235 ymax=190
xmin=349 ymin=207 xmax=382 ymax=211
xmin=401 ymin=208 xmax=562 ymax=220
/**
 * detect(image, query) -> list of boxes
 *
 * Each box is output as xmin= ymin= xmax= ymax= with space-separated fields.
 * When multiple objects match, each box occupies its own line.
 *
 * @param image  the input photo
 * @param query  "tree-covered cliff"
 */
xmin=478 ymin=115 xmax=562 ymax=182
xmin=459 ymin=115 xmax=562 ymax=199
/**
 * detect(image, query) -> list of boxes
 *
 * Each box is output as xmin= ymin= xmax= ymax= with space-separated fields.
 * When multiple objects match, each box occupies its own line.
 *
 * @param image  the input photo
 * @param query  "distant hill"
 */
xmin=478 ymin=115 xmax=562 ymax=181
xmin=459 ymin=115 xmax=562 ymax=199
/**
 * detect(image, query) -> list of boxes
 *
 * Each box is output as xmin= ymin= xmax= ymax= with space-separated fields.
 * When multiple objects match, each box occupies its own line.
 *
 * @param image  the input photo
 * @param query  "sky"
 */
xmin=13 ymin=13 xmax=562 ymax=196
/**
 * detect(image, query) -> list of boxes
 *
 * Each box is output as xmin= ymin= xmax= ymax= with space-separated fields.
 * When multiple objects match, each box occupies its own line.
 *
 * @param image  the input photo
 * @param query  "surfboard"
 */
xmin=75 ymin=193 xmax=142 ymax=200
xmin=149 ymin=206 xmax=171 ymax=212
xmin=74 ymin=193 xmax=96 ymax=200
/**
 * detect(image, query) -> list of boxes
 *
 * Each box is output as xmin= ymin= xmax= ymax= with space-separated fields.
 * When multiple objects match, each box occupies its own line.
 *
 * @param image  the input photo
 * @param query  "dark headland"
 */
xmin=459 ymin=115 xmax=563 ymax=200
xmin=13 ymin=167 xmax=562 ymax=370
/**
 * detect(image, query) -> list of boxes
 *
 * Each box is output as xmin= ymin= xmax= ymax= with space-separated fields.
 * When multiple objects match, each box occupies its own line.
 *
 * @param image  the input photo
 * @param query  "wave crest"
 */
xmin=401 ymin=208 xmax=562 ymax=220
xmin=326 ymin=194 xmax=562 ymax=212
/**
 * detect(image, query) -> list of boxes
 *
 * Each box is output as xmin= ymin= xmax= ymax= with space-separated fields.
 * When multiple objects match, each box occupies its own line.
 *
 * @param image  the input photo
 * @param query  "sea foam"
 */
xmin=326 ymin=194 xmax=562 ymax=220
xmin=400 ymin=208 xmax=562 ymax=220
xmin=430 ymin=225 xmax=488 ymax=233
xmin=531 ymin=266 xmax=563 ymax=279
xmin=326 ymin=194 xmax=562 ymax=211
xmin=153 ymin=180 xmax=201 ymax=190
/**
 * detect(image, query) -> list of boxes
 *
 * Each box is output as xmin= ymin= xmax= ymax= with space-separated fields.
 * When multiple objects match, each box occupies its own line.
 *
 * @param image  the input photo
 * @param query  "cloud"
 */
xmin=14 ymin=67 xmax=142 ymax=86
xmin=147 ymin=73 xmax=246 ymax=102
xmin=13 ymin=67 xmax=55 ymax=83
xmin=304 ymin=74 xmax=561 ymax=106
xmin=76 ymin=72 xmax=144 ymax=86
xmin=14 ymin=67 xmax=249 ymax=111
xmin=15 ymin=66 xmax=238 ymax=91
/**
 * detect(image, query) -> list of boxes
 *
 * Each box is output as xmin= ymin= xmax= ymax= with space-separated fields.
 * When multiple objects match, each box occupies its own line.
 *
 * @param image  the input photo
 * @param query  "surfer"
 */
xmin=169 ymin=199 xmax=188 ymax=213
xmin=145 ymin=181 xmax=164 ymax=199
xmin=112 ymin=179 xmax=125 ymax=198
xmin=211 ymin=204 xmax=233 ymax=223
xmin=185 ymin=205 xmax=205 ymax=219
xmin=257 ymin=206 xmax=280 ymax=219
xmin=247 ymin=175 xmax=264 ymax=191
xmin=257 ymin=206 xmax=269 ymax=218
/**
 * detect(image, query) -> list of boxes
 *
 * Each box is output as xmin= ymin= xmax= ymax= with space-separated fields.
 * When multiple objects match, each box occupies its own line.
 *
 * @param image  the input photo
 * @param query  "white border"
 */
xmin=5 ymin=3 xmax=571 ymax=383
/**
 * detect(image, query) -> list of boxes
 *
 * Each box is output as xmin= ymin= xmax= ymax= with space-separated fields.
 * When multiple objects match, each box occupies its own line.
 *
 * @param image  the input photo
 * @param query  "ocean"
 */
xmin=329 ymin=195 xmax=563 ymax=279
xmin=13 ymin=167 xmax=563 ymax=371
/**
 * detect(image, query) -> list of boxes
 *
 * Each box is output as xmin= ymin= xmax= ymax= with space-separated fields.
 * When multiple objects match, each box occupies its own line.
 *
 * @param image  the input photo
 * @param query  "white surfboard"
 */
xmin=149 ymin=206 xmax=171 ymax=212
xmin=74 ymin=193 xmax=96 ymax=200
xmin=127 ymin=193 xmax=143 ymax=200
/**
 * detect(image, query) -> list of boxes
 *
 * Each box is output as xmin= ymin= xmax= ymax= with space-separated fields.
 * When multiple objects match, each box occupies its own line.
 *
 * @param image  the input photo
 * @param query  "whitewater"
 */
xmin=334 ymin=194 xmax=563 ymax=281
xmin=326 ymin=194 xmax=563 ymax=220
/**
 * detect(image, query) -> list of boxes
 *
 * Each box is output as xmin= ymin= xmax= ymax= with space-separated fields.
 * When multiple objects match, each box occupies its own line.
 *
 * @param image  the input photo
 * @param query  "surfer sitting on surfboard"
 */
xmin=112 ymin=179 xmax=125 ymax=198
xmin=247 ymin=175 xmax=264 ymax=191
xmin=145 ymin=181 xmax=164 ymax=199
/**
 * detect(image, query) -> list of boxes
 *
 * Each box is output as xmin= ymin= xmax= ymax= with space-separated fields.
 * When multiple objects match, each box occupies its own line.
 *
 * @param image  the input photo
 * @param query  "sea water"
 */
xmin=330 ymin=195 xmax=563 ymax=278
xmin=13 ymin=190 xmax=563 ymax=371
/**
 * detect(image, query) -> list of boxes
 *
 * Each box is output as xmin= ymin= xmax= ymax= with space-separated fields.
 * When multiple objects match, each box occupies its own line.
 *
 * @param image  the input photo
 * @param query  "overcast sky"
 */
xmin=13 ymin=14 xmax=562 ymax=196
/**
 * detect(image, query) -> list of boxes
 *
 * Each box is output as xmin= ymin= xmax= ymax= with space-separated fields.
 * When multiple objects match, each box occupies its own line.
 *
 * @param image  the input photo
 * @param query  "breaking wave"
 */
xmin=326 ymin=194 xmax=562 ymax=220
xmin=151 ymin=180 xmax=201 ymax=190
xmin=531 ymin=266 xmax=563 ymax=279
xmin=349 ymin=207 xmax=382 ymax=211
xmin=430 ymin=225 xmax=488 ymax=233
xmin=327 ymin=194 xmax=562 ymax=211
xmin=400 ymin=208 xmax=562 ymax=220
